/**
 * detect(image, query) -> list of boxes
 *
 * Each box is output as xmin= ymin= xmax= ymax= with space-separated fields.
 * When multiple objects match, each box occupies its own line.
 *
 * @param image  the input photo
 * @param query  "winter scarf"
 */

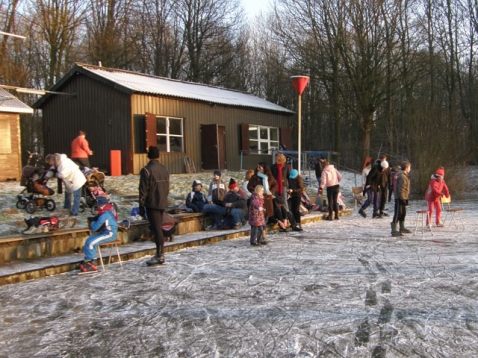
xmin=276 ymin=164 xmax=284 ymax=195
xmin=257 ymin=172 xmax=270 ymax=194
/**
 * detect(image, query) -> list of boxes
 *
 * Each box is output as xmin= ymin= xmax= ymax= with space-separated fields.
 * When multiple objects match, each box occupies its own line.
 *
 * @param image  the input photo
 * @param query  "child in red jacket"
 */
xmin=425 ymin=167 xmax=450 ymax=227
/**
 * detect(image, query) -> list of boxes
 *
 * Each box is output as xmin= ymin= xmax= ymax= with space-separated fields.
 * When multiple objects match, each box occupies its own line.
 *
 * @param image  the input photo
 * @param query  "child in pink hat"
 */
xmin=424 ymin=166 xmax=450 ymax=227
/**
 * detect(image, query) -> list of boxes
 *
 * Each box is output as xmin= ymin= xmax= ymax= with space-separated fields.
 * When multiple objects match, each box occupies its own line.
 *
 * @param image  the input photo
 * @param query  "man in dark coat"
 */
xmin=139 ymin=146 xmax=170 ymax=266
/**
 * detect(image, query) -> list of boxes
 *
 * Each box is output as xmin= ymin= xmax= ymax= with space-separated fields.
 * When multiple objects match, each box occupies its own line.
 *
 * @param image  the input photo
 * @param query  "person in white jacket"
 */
xmin=45 ymin=153 xmax=86 ymax=216
xmin=319 ymin=160 xmax=342 ymax=221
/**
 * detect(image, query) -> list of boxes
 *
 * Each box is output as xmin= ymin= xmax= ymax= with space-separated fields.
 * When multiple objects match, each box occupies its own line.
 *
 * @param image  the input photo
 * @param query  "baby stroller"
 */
xmin=80 ymin=170 xmax=118 ymax=215
xmin=17 ymin=164 xmax=56 ymax=214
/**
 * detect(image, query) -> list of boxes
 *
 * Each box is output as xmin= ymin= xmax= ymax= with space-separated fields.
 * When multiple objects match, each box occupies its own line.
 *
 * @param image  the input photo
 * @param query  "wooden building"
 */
xmin=0 ymin=88 xmax=33 ymax=181
xmin=33 ymin=63 xmax=295 ymax=175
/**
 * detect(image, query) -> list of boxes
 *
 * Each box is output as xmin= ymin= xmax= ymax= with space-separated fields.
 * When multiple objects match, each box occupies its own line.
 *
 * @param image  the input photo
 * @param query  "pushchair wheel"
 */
xmin=91 ymin=205 xmax=98 ymax=215
xmin=16 ymin=199 xmax=27 ymax=209
xmin=26 ymin=200 xmax=37 ymax=214
xmin=46 ymin=199 xmax=56 ymax=211
xmin=79 ymin=201 xmax=86 ymax=213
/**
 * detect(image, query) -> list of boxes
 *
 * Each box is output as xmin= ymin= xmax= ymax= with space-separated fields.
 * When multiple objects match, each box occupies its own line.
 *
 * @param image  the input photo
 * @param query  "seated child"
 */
xmin=185 ymin=180 xmax=208 ymax=212
xmin=80 ymin=197 xmax=118 ymax=273
xmin=88 ymin=182 xmax=110 ymax=200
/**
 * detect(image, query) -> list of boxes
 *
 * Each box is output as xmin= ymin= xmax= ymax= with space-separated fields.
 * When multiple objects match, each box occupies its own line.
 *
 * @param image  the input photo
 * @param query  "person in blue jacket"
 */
xmin=185 ymin=180 xmax=208 ymax=212
xmin=80 ymin=196 xmax=118 ymax=272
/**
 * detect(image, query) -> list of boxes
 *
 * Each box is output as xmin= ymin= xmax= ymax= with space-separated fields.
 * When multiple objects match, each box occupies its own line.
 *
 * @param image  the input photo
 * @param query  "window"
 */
xmin=248 ymin=125 xmax=279 ymax=154
xmin=156 ymin=117 xmax=184 ymax=153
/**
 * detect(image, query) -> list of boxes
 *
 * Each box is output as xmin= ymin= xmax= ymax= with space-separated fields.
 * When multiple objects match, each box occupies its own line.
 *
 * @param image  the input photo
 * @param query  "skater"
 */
xmin=269 ymin=196 xmax=299 ymax=232
xmin=248 ymin=162 xmax=278 ymax=222
xmin=358 ymin=159 xmax=386 ymax=219
xmin=139 ymin=146 xmax=170 ymax=266
xmin=287 ymin=169 xmax=305 ymax=230
xmin=80 ymin=197 xmax=118 ymax=273
xmin=318 ymin=160 xmax=342 ymax=221
xmin=220 ymin=178 xmax=248 ymax=230
xmin=249 ymin=185 xmax=267 ymax=245
xmin=425 ymin=166 xmax=450 ymax=228
xmin=362 ymin=161 xmax=372 ymax=188
xmin=271 ymin=153 xmax=290 ymax=211
xmin=391 ymin=161 xmax=412 ymax=237
xmin=242 ymin=169 xmax=255 ymax=199
xmin=202 ymin=171 xmax=227 ymax=230
xmin=185 ymin=180 xmax=208 ymax=212
xmin=378 ymin=155 xmax=391 ymax=217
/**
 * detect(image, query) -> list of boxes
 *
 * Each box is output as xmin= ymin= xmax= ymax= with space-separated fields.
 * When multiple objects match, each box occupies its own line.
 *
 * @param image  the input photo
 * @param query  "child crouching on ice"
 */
xmin=249 ymin=185 xmax=267 ymax=246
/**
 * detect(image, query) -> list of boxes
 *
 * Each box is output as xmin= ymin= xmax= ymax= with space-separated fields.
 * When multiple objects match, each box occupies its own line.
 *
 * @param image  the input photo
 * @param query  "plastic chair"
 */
xmin=440 ymin=196 xmax=465 ymax=230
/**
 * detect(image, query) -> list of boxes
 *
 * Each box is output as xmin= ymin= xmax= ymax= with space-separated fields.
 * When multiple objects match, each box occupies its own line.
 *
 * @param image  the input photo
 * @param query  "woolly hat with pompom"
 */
xmin=436 ymin=167 xmax=445 ymax=177
xmin=228 ymin=178 xmax=238 ymax=189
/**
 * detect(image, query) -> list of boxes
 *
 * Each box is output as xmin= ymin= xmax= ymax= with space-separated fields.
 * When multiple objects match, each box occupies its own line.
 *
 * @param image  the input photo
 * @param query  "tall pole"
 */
xmin=297 ymin=93 xmax=302 ymax=173
xmin=290 ymin=76 xmax=310 ymax=174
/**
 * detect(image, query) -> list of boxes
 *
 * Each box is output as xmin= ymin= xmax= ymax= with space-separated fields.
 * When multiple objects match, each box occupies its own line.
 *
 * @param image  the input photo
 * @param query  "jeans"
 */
xmin=250 ymin=225 xmax=264 ymax=243
xmin=222 ymin=208 xmax=245 ymax=227
xmin=83 ymin=230 xmax=117 ymax=261
xmin=202 ymin=204 xmax=226 ymax=227
xmin=65 ymin=187 xmax=82 ymax=215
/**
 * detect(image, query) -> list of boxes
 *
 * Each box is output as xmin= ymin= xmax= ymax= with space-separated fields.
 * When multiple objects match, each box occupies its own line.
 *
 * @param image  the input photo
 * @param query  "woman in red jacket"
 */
xmin=425 ymin=167 xmax=450 ymax=228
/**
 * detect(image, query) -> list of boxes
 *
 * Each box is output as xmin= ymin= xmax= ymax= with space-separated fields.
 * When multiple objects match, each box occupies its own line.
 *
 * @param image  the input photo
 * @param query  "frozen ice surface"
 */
xmin=1 ymin=200 xmax=478 ymax=357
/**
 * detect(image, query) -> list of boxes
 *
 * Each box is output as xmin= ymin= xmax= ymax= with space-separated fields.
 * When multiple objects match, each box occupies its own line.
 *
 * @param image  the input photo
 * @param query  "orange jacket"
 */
xmin=71 ymin=136 xmax=92 ymax=159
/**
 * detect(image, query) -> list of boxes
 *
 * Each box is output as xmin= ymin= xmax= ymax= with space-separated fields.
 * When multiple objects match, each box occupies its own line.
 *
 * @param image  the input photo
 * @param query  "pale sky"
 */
xmin=241 ymin=0 xmax=270 ymax=19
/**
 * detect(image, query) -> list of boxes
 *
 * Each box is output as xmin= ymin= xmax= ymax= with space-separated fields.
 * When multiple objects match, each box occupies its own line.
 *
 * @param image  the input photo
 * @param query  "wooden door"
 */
xmin=201 ymin=124 xmax=227 ymax=170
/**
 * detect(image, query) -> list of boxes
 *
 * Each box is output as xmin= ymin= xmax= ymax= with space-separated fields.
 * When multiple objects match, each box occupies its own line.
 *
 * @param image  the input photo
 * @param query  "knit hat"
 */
xmin=214 ymin=170 xmax=221 ymax=177
xmin=229 ymin=178 xmax=238 ymax=189
xmin=192 ymin=180 xmax=202 ymax=189
xmin=147 ymin=146 xmax=160 ymax=159
xmin=381 ymin=160 xmax=389 ymax=169
xmin=289 ymin=169 xmax=299 ymax=179
xmin=436 ymin=167 xmax=445 ymax=177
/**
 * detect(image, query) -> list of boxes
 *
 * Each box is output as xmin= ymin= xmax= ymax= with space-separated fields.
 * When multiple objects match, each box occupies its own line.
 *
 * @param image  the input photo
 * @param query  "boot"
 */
xmin=146 ymin=253 xmax=165 ymax=266
xmin=372 ymin=211 xmax=382 ymax=219
xmin=358 ymin=208 xmax=367 ymax=218
xmin=399 ymin=221 xmax=412 ymax=234
xmin=391 ymin=222 xmax=403 ymax=237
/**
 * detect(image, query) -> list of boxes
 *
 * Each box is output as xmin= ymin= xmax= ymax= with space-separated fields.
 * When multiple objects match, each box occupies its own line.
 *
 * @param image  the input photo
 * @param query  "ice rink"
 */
xmin=1 ymin=200 xmax=478 ymax=357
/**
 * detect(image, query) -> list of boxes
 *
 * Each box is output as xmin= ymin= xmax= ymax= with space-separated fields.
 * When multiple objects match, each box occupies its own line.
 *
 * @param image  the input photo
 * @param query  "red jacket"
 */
xmin=71 ymin=136 xmax=92 ymax=159
xmin=425 ymin=176 xmax=450 ymax=202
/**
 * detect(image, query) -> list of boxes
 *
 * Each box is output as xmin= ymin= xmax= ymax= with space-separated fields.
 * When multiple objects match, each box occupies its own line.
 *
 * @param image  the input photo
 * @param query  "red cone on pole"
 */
xmin=291 ymin=76 xmax=310 ymax=95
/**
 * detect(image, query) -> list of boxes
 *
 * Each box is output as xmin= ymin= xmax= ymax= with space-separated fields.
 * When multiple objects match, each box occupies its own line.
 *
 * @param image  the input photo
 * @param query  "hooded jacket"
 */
xmin=186 ymin=182 xmax=208 ymax=212
xmin=51 ymin=153 xmax=86 ymax=193
xmin=425 ymin=175 xmax=450 ymax=202
xmin=320 ymin=164 xmax=342 ymax=189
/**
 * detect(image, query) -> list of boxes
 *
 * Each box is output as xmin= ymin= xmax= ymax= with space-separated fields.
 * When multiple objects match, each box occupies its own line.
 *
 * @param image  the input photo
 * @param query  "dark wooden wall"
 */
xmin=42 ymin=75 xmax=132 ymax=174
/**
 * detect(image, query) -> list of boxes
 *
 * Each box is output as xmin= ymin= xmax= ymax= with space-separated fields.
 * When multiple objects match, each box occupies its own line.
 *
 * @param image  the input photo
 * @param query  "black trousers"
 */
xmin=392 ymin=199 xmax=407 ymax=223
xmin=326 ymin=184 xmax=340 ymax=217
xmin=146 ymin=208 xmax=164 ymax=257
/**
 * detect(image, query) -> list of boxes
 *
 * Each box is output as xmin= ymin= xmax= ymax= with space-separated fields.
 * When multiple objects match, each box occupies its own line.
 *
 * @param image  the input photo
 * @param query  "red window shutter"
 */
xmin=145 ymin=112 xmax=157 ymax=150
xmin=280 ymin=127 xmax=293 ymax=151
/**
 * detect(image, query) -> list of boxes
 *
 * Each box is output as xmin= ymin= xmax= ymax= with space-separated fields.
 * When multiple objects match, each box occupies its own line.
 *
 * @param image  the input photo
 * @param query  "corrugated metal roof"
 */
xmin=78 ymin=64 xmax=294 ymax=114
xmin=0 ymin=87 xmax=33 ymax=114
